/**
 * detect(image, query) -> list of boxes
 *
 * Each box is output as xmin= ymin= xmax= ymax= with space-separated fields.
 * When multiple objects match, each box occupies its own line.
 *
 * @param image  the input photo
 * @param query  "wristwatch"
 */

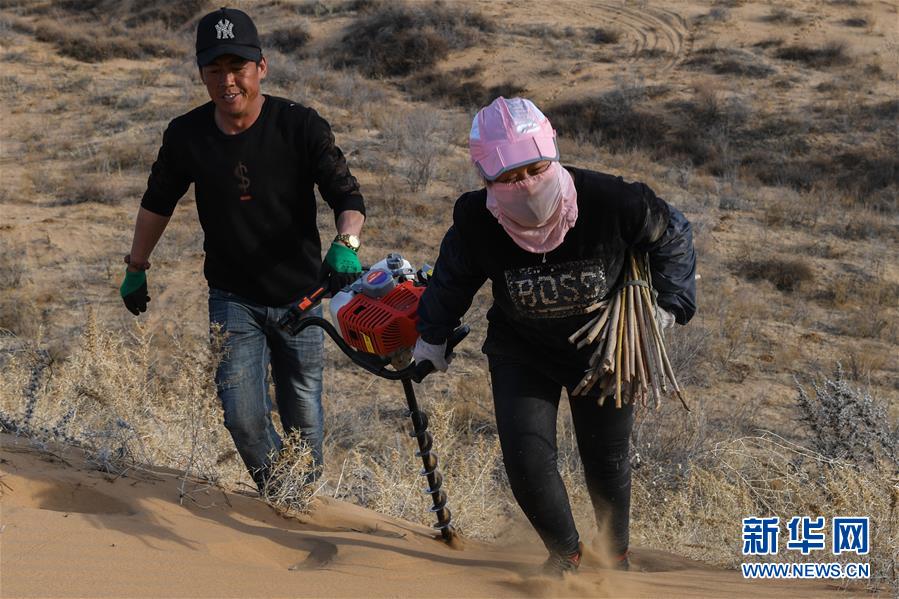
xmin=334 ymin=233 xmax=361 ymax=252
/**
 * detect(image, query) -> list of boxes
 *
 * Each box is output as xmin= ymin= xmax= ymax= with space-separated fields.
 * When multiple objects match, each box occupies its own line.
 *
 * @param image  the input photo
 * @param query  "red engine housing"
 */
xmin=336 ymin=281 xmax=425 ymax=356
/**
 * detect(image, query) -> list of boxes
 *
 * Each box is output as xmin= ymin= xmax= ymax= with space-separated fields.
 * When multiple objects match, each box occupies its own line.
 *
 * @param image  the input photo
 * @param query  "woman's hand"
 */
xmin=412 ymin=337 xmax=450 ymax=373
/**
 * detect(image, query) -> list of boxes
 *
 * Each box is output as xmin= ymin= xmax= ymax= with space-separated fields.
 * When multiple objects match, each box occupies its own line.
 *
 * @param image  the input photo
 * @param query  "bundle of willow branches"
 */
xmin=570 ymin=254 xmax=688 ymax=410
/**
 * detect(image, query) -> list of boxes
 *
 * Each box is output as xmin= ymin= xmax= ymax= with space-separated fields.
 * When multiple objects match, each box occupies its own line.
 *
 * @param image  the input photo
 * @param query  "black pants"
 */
xmin=489 ymin=357 xmax=634 ymax=557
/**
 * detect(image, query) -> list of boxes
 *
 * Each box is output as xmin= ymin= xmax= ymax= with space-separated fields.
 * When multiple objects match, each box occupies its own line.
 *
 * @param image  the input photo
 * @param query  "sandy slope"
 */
xmin=1 ymin=436 xmax=870 ymax=599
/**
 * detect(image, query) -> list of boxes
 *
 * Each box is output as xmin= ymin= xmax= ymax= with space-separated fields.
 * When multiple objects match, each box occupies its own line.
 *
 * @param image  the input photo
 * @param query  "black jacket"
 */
xmin=417 ymin=166 xmax=696 ymax=387
xmin=141 ymin=95 xmax=364 ymax=306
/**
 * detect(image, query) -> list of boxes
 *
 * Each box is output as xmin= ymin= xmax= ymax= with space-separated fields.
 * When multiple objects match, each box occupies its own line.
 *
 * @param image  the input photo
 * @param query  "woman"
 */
xmin=413 ymin=97 xmax=696 ymax=574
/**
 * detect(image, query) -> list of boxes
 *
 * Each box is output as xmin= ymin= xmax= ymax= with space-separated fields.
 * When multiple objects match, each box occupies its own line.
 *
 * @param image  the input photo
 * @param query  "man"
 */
xmin=119 ymin=7 xmax=365 ymax=491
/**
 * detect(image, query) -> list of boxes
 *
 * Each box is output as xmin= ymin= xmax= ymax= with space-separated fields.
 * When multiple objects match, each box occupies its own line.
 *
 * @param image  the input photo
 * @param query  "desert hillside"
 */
xmin=1 ymin=0 xmax=897 ymax=596
xmin=0 ymin=434 xmax=877 ymax=598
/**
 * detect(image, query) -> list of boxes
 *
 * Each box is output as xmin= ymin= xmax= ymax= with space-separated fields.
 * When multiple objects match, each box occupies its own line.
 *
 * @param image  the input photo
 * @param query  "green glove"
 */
xmin=120 ymin=270 xmax=150 ymax=315
xmin=324 ymin=242 xmax=361 ymax=272
xmin=321 ymin=242 xmax=361 ymax=294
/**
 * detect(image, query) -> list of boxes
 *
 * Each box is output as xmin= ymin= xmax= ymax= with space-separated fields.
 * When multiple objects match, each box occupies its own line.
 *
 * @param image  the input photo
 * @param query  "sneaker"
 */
xmin=613 ymin=550 xmax=630 ymax=571
xmin=542 ymin=547 xmax=582 ymax=577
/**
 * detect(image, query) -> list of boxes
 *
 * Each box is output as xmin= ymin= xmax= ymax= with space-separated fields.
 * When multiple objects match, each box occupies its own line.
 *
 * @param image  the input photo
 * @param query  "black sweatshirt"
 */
xmin=417 ymin=166 xmax=696 ymax=388
xmin=141 ymin=95 xmax=365 ymax=306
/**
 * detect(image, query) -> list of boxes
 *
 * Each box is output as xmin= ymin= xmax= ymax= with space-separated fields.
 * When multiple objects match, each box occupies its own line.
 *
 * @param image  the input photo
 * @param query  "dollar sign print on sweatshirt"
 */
xmin=235 ymin=161 xmax=251 ymax=201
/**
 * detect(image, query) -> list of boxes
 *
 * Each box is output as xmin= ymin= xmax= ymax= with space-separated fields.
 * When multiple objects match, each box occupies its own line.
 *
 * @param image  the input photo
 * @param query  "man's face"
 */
xmin=200 ymin=54 xmax=267 ymax=117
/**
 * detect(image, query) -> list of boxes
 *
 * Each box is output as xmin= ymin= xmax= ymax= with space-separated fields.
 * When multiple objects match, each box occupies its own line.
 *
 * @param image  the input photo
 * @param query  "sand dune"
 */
xmin=1 ymin=435 xmax=870 ymax=599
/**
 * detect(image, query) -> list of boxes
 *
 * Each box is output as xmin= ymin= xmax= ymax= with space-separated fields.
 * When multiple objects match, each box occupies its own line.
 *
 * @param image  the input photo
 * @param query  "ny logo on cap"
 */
xmin=215 ymin=19 xmax=234 ymax=40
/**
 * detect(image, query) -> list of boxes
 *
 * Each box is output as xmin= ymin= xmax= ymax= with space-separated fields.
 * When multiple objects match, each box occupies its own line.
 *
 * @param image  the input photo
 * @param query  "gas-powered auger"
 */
xmin=278 ymin=253 xmax=467 ymax=544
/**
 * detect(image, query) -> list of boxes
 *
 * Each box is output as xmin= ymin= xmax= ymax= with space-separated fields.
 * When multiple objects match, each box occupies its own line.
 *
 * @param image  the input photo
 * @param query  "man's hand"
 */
xmin=321 ymin=242 xmax=361 ymax=295
xmin=412 ymin=337 xmax=450 ymax=373
xmin=120 ymin=270 xmax=150 ymax=315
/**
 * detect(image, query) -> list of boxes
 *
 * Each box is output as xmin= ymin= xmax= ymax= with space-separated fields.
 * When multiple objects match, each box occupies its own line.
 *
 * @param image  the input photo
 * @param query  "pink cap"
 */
xmin=469 ymin=97 xmax=559 ymax=181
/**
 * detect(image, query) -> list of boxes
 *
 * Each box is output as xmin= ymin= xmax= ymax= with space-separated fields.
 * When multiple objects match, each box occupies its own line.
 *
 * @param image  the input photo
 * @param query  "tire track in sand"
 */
xmin=588 ymin=2 xmax=690 ymax=71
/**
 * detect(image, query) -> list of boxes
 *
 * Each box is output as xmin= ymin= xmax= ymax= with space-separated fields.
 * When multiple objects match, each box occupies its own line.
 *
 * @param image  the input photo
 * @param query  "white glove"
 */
xmin=413 ymin=337 xmax=450 ymax=373
xmin=655 ymin=306 xmax=676 ymax=330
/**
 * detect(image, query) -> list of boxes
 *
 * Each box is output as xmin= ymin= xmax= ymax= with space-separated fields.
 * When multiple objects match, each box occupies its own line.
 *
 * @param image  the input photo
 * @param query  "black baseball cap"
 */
xmin=196 ymin=7 xmax=262 ymax=67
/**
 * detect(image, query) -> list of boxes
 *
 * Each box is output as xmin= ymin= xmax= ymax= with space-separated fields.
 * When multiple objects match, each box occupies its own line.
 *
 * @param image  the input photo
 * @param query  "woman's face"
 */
xmin=491 ymin=160 xmax=552 ymax=184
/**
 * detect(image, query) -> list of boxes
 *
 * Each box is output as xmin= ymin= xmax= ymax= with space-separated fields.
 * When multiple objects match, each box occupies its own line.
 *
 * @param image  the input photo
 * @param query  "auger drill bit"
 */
xmin=402 ymin=378 xmax=454 ymax=541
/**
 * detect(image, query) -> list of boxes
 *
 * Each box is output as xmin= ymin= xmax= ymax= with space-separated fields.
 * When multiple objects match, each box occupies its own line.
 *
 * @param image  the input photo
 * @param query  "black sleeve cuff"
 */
xmin=140 ymin=194 xmax=176 ymax=217
xmin=333 ymin=195 xmax=366 ymax=219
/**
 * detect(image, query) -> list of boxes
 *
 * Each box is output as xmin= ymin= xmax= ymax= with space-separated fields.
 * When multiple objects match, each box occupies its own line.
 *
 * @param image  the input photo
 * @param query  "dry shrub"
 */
xmin=696 ymin=283 xmax=765 ymax=380
xmin=54 ymin=176 xmax=119 ymax=206
xmin=841 ymin=17 xmax=869 ymax=27
xmin=90 ymin=135 xmax=157 ymax=174
xmin=549 ymin=70 xmax=893 ymax=204
xmin=263 ymin=24 xmax=311 ymax=55
xmin=550 ymin=77 xmax=668 ymax=152
xmin=404 ymin=66 xmax=526 ymax=110
xmin=0 ymin=294 xmax=41 ymax=339
xmin=20 ymin=0 xmax=208 ymax=62
xmin=820 ymin=264 xmax=899 ymax=310
xmin=261 ymin=429 xmax=317 ymax=515
xmin=120 ymin=0 xmax=210 ymax=29
xmin=775 ymin=42 xmax=851 ymax=68
xmin=0 ymin=238 xmax=24 ymax=291
xmin=586 ymin=26 xmax=621 ymax=44
xmin=694 ymin=7 xmax=731 ymax=23
xmin=735 ymin=256 xmax=814 ymax=293
xmin=375 ymin=107 xmax=452 ymax=192
xmin=0 ymin=240 xmax=42 ymax=338
xmin=760 ymin=189 xmax=820 ymax=229
xmin=684 ymin=47 xmax=775 ymax=78
xmin=759 ymin=7 xmax=808 ymax=25
xmin=290 ymin=0 xmax=382 ymax=16
xmin=34 ymin=21 xmax=176 ymax=62
xmin=829 ymin=208 xmax=899 ymax=240
xmin=834 ymin=307 xmax=897 ymax=343
xmin=754 ymin=38 xmax=784 ymax=49
xmin=39 ymin=0 xmax=211 ymax=29
xmin=332 ymin=2 xmax=494 ymax=77
xmin=797 ymin=365 xmax=898 ymax=469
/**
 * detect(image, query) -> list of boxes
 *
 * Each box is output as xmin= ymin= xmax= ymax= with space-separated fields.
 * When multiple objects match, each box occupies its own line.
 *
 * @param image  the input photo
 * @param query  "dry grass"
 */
xmin=633 ymin=432 xmax=898 ymax=582
xmin=332 ymin=393 xmax=510 ymax=540
xmin=0 ymin=312 xmax=242 ymax=487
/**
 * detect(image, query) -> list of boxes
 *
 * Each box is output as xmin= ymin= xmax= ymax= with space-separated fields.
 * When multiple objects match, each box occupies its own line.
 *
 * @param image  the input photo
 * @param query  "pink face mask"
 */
xmin=486 ymin=162 xmax=578 ymax=253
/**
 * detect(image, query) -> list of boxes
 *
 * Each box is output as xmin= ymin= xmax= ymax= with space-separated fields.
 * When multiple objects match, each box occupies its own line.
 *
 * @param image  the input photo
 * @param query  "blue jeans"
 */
xmin=208 ymin=288 xmax=324 ymax=490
